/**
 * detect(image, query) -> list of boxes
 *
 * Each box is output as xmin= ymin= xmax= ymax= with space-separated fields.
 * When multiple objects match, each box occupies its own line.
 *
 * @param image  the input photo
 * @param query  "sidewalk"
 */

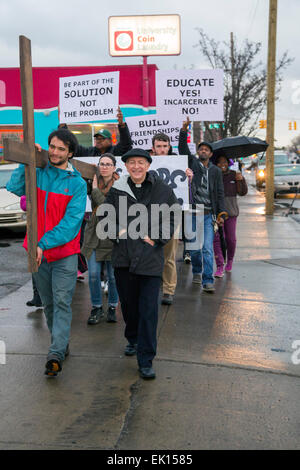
xmin=0 ymin=176 xmax=299 ymax=450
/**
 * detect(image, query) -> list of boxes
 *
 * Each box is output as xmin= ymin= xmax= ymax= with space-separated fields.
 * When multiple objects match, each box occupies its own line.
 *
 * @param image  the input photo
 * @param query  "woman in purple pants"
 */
xmin=213 ymin=156 xmax=248 ymax=277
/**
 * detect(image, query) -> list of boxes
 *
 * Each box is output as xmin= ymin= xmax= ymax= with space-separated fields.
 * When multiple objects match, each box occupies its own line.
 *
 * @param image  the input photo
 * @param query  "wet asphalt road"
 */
xmin=0 ymin=228 xmax=31 ymax=300
xmin=0 ymin=174 xmax=300 ymax=450
xmin=0 ymin=175 xmax=299 ymax=298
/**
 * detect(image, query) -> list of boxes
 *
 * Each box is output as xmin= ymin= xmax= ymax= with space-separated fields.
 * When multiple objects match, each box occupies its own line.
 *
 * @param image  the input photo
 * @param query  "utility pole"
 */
xmin=230 ymin=32 xmax=235 ymax=136
xmin=265 ymin=0 xmax=278 ymax=215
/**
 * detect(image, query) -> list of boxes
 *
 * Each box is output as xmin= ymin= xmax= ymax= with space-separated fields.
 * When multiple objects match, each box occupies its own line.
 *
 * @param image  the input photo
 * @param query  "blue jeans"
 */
xmin=87 ymin=251 xmax=118 ymax=308
xmin=33 ymin=254 xmax=78 ymax=362
xmin=185 ymin=213 xmax=215 ymax=285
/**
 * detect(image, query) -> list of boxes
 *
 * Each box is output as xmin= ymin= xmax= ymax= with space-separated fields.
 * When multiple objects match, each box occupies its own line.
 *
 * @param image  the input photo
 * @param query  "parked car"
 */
xmin=290 ymin=153 xmax=300 ymax=164
xmin=0 ymin=164 xmax=27 ymax=231
xmin=255 ymin=151 xmax=290 ymax=188
xmin=273 ymin=164 xmax=300 ymax=197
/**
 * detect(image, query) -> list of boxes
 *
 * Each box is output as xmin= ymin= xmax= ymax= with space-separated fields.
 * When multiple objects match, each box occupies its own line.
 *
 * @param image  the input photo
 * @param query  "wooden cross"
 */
xmin=3 ymin=36 xmax=97 ymax=273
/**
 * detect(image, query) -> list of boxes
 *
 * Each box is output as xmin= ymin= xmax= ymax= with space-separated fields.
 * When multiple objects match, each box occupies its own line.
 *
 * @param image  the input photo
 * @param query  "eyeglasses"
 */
xmin=99 ymin=163 xmax=114 ymax=167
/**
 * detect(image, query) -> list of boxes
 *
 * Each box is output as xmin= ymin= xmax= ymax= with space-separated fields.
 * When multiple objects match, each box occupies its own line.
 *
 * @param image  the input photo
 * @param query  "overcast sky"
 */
xmin=0 ymin=0 xmax=299 ymax=147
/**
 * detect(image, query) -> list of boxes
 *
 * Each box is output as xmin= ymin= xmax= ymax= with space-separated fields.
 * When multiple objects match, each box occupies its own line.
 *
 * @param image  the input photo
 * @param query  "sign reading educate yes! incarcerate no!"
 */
xmin=59 ymin=72 xmax=120 ymax=124
xmin=155 ymin=70 xmax=224 ymax=122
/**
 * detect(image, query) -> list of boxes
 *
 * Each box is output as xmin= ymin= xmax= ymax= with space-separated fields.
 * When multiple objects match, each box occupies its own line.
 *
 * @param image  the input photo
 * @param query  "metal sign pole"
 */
xmin=142 ymin=56 xmax=149 ymax=109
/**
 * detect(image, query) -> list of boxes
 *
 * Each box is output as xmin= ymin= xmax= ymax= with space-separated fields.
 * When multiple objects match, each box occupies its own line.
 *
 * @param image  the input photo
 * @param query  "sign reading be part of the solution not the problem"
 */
xmin=59 ymin=72 xmax=120 ymax=124
xmin=156 ymin=70 xmax=224 ymax=121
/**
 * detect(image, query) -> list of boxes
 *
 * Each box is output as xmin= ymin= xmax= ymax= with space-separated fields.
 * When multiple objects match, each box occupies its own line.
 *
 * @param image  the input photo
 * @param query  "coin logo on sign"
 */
xmin=114 ymin=31 xmax=134 ymax=51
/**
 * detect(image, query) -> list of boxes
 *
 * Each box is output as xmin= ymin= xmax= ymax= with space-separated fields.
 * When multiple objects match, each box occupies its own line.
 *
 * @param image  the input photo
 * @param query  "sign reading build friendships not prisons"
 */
xmin=125 ymin=115 xmax=180 ymax=149
xmin=75 ymin=155 xmax=189 ymax=212
xmin=59 ymin=72 xmax=120 ymax=123
xmin=156 ymin=70 xmax=224 ymax=121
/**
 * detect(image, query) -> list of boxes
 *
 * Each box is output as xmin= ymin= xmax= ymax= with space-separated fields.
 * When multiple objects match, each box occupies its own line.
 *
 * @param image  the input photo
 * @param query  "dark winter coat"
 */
xmin=74 ymin=123 xmax=133 ymax=157
xmin=178 ymin=129 xmax=226 ymax=217
xmin=81 ymin=188 xmax=114 ymax=262
xmin=178 ymin=129 xmax=197 ymax=167
xmin=221 ymin=170 xmax=248 ymax=217
xmin=102 ymin=171 xmax=180 ymax=277
xmin=189 ymin=156 xmax=226 ymax=218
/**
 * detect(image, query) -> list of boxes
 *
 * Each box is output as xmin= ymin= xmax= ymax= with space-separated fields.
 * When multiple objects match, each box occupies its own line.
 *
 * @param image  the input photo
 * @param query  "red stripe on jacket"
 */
xmin=23 ymin=187 xmax=81 ymax=262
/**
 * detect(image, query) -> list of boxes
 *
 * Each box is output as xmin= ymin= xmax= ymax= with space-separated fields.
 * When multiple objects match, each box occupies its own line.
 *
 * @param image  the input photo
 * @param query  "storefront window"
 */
xmin=67 ymin=123 xmax=119 ymax=148
xmin=67 ymin=124 xmax=93 ymax=148
xmin=0 ymin=126 xmax=23 ymax=162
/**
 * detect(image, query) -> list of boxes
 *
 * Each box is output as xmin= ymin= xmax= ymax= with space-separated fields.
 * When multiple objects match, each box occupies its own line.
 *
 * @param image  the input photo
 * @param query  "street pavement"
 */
xmin=0 ymin=172 xmax=300 ymax=450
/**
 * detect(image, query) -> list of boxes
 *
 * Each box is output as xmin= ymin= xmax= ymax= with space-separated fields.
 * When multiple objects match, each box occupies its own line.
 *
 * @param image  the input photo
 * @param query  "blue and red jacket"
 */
xmin=6 ymin=162 xmax=87 ymax=262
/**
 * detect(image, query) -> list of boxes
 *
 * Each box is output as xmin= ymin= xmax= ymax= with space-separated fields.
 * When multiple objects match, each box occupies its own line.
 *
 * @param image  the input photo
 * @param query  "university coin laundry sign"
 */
xmin=108 ymin=15 xmax=181 ymax=56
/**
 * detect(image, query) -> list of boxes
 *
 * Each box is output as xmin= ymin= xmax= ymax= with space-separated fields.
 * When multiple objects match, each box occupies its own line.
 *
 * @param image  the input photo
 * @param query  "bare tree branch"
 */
xmin=194 ymin=29 xmax=293 ymax=139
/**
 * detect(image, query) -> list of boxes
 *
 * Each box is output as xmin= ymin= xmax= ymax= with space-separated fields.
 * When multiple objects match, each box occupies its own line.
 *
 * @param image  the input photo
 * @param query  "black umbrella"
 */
xmin=211 ymin=136 xmax=268 ymax=161
xmin=218 ymin=226 xmax=227 ymax=262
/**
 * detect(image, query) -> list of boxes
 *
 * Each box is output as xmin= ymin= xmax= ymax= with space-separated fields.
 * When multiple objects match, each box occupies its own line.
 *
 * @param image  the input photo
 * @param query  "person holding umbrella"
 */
xmin=213 ymin=155 xmax=248 ymax=277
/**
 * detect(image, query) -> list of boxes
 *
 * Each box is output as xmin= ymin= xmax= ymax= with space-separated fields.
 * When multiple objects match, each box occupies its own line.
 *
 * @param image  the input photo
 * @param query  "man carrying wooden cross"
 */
xmin=6 ymin=128 xmax=87 ymax=377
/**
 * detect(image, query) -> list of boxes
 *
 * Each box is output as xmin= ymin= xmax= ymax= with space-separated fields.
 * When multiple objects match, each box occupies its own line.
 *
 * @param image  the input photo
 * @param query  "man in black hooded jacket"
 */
xmin=179 ymin=118 xmax=226 ymax=292
xmin=60 ymin=107 xmax=132 ymax=157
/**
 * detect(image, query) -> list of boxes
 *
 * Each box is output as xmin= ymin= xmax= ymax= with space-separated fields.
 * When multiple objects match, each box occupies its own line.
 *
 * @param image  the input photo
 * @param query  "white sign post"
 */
xmin=59 ymin=72 xmax=120 ymax=124
xmin=156 ymin=70 xmax=224 ymax=121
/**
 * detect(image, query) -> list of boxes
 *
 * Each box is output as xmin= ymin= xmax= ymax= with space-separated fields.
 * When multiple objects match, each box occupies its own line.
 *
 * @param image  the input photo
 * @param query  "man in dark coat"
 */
xmin=180 ymin=118 xmax=226 ymax=292
xmin=99 ymin=148 xmax=180 ymax=379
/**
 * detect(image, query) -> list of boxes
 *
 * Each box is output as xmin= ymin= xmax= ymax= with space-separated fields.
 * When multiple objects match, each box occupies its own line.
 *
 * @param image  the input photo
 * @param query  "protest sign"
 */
xmin=155 ymin=69 xmax=224 ymax=121
xmin=59 ymin=72 xmax=119 ymax=123
xmin=125 ymin=115 xmax=180 ymax=149
xmin=75 ymin=155 xmax=189 ymax=211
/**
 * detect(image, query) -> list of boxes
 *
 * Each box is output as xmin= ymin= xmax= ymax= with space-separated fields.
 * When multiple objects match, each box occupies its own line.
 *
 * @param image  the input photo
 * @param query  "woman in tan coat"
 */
xmin=81 ymin=153 xmax=119 ymax=324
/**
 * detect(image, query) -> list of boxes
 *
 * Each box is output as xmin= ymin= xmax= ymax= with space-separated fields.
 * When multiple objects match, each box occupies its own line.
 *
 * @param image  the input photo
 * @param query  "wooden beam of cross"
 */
xmin=3 ymin=36 xmax=97 ymax=273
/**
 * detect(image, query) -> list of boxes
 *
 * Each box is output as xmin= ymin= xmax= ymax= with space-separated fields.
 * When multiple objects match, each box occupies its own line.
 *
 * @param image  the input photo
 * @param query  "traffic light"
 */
xmin=288 ymin=121 xmax=297 ymax=130
xmin=259 ymin=120 xmax=267 ymax=129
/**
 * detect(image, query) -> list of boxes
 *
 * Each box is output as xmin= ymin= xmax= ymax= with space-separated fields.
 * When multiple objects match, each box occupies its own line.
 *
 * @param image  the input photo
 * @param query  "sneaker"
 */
xmin=124 ymin=343 xmax=137 ymax=356
xmin=192 ymin=273 xmax=202 ymax=284
xmin=77 ymin=270 xmax=84 ymax=281
xmin=26 ymin=295 xmax=42 ymax=307
xmin=44 ymin=358 xmax=62 ymax=377
xmin=214 ymin=267 xmax=224 ymax=278
xmin=225 ymin=261 xmax=233 ymax=272
xmin=139 ymin=366 xmax=156 ymax=379
xmin=184 ymin=252 xmax=191 ymax=264
xmin=87 ymin=306 xmax=104 ymax=325
xmin=202 ymin=283 xmax=215 ymax=293
xmin=161 ymin=293 xmax=173 ymax=305
xmin=106 ymin=306 xmax=117 ymax=323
